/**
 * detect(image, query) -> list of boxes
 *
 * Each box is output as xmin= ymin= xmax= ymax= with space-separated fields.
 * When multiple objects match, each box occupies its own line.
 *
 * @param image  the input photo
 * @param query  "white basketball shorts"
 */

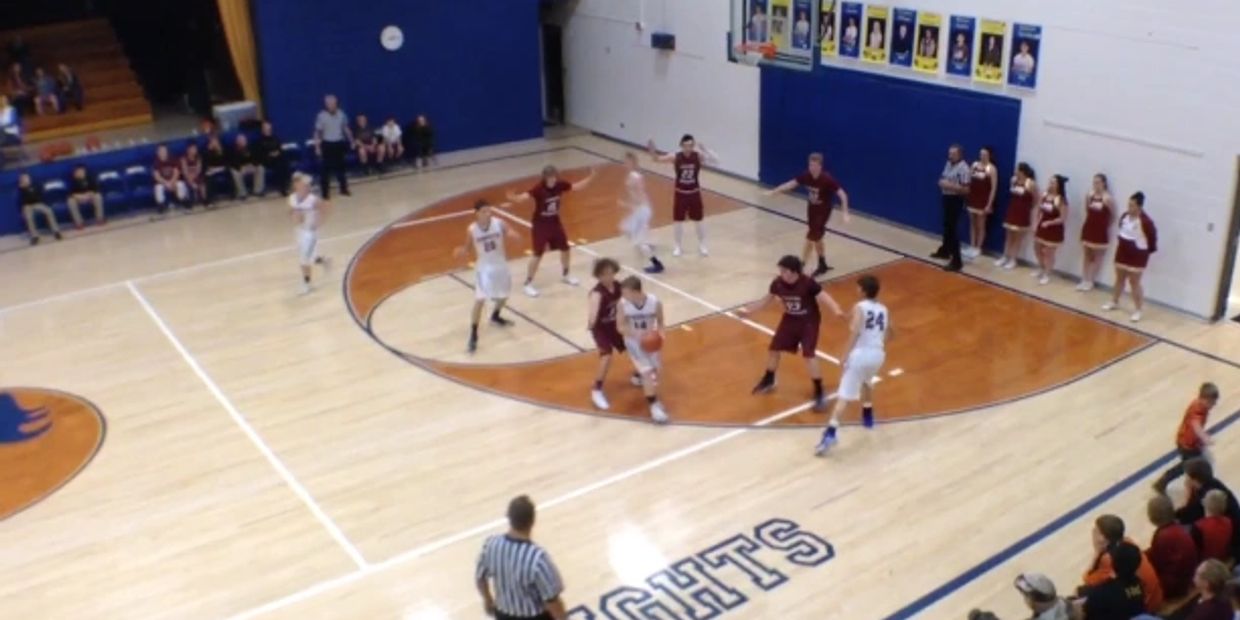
xmin=296 ymin=228 xmax=318 ymax=266
xmin=625 ymin=336 xmax=662 ymax=374
xmin=475 ymin=264 xmax=512 ymax=300
xmin=838 ymin=348 xmax=886 ymax=401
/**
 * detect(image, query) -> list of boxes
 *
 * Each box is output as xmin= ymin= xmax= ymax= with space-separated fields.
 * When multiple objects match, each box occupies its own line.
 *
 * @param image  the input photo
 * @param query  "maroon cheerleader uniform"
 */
xmin=1115 ymin=211 xmax=1158 ymax=271
xmin=1080 ymin=192 xmax=1112 ymax=248
xmin=1003 ymin=178 xmax=1034 ymax=231
xmin=966 ymin=162 xmax=994 ymax=214
xmin=1034 ymin=194 xmax=1066 ymax=246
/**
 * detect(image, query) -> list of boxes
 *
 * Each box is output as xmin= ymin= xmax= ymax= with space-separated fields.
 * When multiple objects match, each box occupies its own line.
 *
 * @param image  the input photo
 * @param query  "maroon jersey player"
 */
xmin=738 ymin=255 xmax=844 ymax=411
xmin=506 ymin=165 xmax=597 ymax=297
xmin=766 ymin=152 xmax=851 ymax=277
xmin=587 ymin=258 xmax=642 ymax=410
xmin=647 ymin=134 xmax=718 ymax=257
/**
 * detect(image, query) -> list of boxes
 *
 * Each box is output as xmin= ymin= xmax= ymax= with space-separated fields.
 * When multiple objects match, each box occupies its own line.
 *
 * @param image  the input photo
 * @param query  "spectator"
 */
xmin=17 ymin=173 xmax=61 ymax=244
xmin=256 ymin=121 xmax=289 ymax=196
xmin=8 ymin=62 xmax=31 ymax=110
xmin=33 ymin=67 xmax=59 ymax=115
xmin=0 ymin=95 xmax=19 ymax=147
xmin=1014 ymin=572 xmax=1071 ymax=620
xmin=410 ymin=114 xmax=435 ymax=169
xmin=203 ymin=136 xmax=229 ymax=204
xmin=1176 ymin=458 xmax=1240 ymax=559
xmin=152 ymin=144 xmax=187 ymax=215
xmin=966 ymin=611 xmax=999 ymax=620
xmin=1154 ymin=382 xmax=1220 ymax=493
xmin=1190 ymin=560 xmax=1234 ymax=620
xmin=353 ymin=114 xmax=383 ymax=174
xmin=180 ymin=143 xmax=207 ymax=207
xmin=380 ymin=117 xmax=403 ymax=162
xmin=228 ymin=134 xmax=264 ymax=199
xmin=1076 ymin=542 xmax=1147 ymax=619
xmin=313 ymin=94 xmax=351 ymax=198
xmin=56 ymin=64 xmax=82 ymax=112
xmin=1228 ymin=579 xmax=1240 ymax=617
xmin=1083 ymin=514 xmax=1164 ymax=612
xmin=7 ymin=36 xmax=30 ymax=75
xmin=1195 ymin=490 xmax=1234 ymax=562
xmin=66 ymin=165 xmax=105 ymax=228
xmin=1146 ymin=494 xmax=1198 ymax=599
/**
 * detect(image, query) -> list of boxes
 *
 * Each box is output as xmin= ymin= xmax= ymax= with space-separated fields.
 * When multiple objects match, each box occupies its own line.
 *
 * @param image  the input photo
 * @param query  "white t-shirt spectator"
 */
xmin=380 ymin=122 xmax=402 ymax=145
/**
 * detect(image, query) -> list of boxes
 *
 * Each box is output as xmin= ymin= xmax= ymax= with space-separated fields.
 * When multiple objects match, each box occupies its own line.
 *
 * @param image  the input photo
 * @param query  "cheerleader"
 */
xmin=1077 ymin=174 xmax=1115 ymax=291
xmin=1103 ymin=192 xmax=1157 ymax=322
xmin=1032 ymin=175 xmax=1069 ymax=285
xmin=995 ymin=162 xmax=1037 ymax=269
xmin=964 ymin=146 xmax=998 ymax=260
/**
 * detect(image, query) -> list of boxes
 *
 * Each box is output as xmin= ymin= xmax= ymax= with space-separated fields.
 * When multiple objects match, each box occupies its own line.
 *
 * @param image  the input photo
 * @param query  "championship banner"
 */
xmin=839 ymin=2 xmax=862 ymax=58
xmin=974 ymin=19 xmax=1006 ymax=85
xmin=1008 ymin=23 xmax=1042 ymax=88
xmin=819 ymin=0 xmax=838 ymax=58
xmin=889 ymin=8 xmax=916 ymax=67
xmin=946 ymin=15 xmax=975 ymax=77
xmin=791 ymin=0 xmax=814 ymax=51
xmin=861 ymin=5 xmax=890 ymax=64
xmin=913 ymin=12 xmax=942 ymax=74
xmin=770 ymin=0 xmax=791 ymax=49
xmin=746 ymin=0 xmax=770 ymax=44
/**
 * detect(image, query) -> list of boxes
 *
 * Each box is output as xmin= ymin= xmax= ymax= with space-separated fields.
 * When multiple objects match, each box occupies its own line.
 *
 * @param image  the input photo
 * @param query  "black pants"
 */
xmin=936 ymin=195 xmax=964 ymax=266
xmin=319 ymin=140 xmax=349 ymax=198
xmin=265 ymin=156 xmax=290 ymax=194
xmin=496 ymin=612 xmax=552 ymax=620
xmin=1154 ymin=447 xmax=1203 ymax=492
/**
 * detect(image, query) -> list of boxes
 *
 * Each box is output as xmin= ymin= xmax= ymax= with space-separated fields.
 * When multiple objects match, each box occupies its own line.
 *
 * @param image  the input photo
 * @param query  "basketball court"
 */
xmin=3 ymin=134 xmax=1240 ymax=618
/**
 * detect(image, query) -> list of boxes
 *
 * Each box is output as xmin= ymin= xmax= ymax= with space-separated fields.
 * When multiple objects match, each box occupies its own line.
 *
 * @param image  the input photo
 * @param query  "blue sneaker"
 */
xmin=862 ymin=407 xmax=875 ymax=429
xmin=644 ymin=259 xmax=665 ymax=274
xmin=814 ymin=434 xmax=837 ymax=457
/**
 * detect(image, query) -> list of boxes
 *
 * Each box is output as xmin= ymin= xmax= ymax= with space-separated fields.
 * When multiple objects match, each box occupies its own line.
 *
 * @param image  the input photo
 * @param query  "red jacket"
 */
xmin=1146 ymin=524 xmax=1197 ymax=598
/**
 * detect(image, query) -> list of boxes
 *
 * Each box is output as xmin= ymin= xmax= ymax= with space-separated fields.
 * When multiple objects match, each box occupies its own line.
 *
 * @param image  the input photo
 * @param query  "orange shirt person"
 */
xmin=1082 ymin=514 xmax=1164 ymax=612
xmin=1153 ymin=382 xmax=1220 ymax=494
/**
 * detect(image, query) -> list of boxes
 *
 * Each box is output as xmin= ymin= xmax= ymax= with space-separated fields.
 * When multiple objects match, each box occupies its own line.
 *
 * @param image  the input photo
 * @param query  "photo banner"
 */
xmin=839 ymin=2 xmax=862 ymax=58
xmin=974 ymin=19 xmax=1006 ymax=85
xmin=861 ymin=5 xmax=890 ymax=64
xmin=913 ymin=12 xmax=941 ymax=74
xmin=770 ymin=0 xmax=790 ymax=49
xmin=819 ymin=0 xmax=838 ymax=58
xmin=1008 ymin=23 xmax=1041 ymax=88
xmin=745 ymin=0 xmax=769 ymax=44
xmin=889 ymin=8 xmax=916 ymax=67
xmin=946 ymin=15 xmax=975 ymax=77
xmin=791 ymin=0 xmax=814 ymax=51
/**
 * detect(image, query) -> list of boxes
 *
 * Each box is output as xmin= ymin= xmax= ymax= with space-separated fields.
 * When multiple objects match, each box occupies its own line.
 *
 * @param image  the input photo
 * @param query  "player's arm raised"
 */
xmin=646 ymin=139 xmax=676 ymax=163
xmin=586 ymin=290 xmax=601 ymax=331
xmin=571 ymin=167 xmax=597 ymax=192
xmin=696 ymin=143 xmax=720 ymax=164
xmin=816 ymin=289 xmax=845 ymax=317
xmin=505 ymin=189 xmax=532 ymax=203
xmin=736 ymin=294 xmax=777 ymax=317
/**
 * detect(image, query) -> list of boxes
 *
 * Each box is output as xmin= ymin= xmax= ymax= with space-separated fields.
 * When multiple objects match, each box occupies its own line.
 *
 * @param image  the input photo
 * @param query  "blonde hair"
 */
xmin=1204 ymin=489 xmax=1227 ymax=517
xmin=1199 ymin=559 xmax=1230 ymax=594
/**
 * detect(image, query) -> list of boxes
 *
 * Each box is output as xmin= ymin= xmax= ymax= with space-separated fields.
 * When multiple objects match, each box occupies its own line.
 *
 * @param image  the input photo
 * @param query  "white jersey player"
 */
xmin=619 ymin=152 xmax=665 ymax=273
xmin=817 ymin=274 xmax=891 ymax=456
xmin=456 ymin=199 xmax=522 ymax=353
xmin=617 ymin=276 xmax=669 ymax=423
xmin=289 ymin=173 xmax=332 ymax=294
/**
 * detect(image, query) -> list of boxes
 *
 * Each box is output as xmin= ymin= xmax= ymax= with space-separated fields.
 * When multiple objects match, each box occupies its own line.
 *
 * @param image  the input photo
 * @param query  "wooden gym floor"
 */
xmin=4 ymin=134 xmax=1240 ymax=619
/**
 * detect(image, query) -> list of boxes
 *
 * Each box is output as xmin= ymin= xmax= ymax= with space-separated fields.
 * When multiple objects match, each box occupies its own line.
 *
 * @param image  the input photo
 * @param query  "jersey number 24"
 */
xmin=864 ymin=310 xmax=886 ymax=331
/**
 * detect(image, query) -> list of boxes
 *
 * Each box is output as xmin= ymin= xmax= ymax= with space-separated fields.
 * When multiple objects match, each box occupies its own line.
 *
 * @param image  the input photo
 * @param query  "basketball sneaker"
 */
xmin=650 ymin=402 xmax=669 ymax=424
xmin=814 ymin=433 xmax=838 ymax=457
xmin=629 ymin=373 xmax=643 ymax=387
xmin=490 ymin=314 xmax=514 ymax=327
xmin=467 ymin=333 xmax=478 ymax=354
xmin=644 ymin=257 xmax=665 ymax=274
xmin=698 ymin=245 xmax=709 ymax=256
xmin=1101 ymin=301 xmax=1117 ymax=311
xmin=862 ymin=406 xmax=875 ymax=429
xmin=812 ymin=395 xmax=828 ymax=412
xmin=562 ymin=274 xmax=580 ymax=286
xmin=300 ymin=280 xmax=312 ymax=295
xmin=751 ymin=377 xmax=776 ymax=395
xmin=591 ymin=389 xmax=610 ymax=410
xmin=523 ymin=283 xmax=540 ymax=297
xmin=673 ymin=246 xmax=683 ymax=257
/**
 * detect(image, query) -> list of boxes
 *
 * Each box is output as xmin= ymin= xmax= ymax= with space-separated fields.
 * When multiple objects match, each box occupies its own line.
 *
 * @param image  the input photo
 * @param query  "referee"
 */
xmin=933 ymin=143 xmax=970 ymax=272
xmin=313 ymin=94 xmax=353 ymax=199
xmin=476 ymin=496 xmax=567 ymax=620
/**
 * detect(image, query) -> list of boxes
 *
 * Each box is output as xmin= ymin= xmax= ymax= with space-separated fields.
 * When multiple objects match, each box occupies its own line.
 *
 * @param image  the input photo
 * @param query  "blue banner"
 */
xmin=946 ymin=15 xmax=975 ymax=77
xmin=839 ymin=2 xmax=862 ymax=58
xmin=1008 ymin=23 xmax=1042 ymax=88
xmin=890 ymin=8 xmax=916 ymax=67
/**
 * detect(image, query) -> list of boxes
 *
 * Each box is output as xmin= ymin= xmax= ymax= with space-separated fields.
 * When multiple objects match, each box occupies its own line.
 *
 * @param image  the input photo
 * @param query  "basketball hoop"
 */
xmin=733 ymin=42 xmax=776 ymax=66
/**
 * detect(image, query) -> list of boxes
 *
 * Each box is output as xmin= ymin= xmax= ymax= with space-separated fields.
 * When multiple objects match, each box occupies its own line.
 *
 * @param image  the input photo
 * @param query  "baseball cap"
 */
xmin=1015 ymin=572 xmax=1057 ymax=601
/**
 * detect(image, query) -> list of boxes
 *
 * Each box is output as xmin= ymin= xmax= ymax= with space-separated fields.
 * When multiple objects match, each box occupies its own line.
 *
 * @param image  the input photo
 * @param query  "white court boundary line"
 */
xmin=226 ymin=400 xmax=815 ymax=620
xmin=125 ymin=281 xmax=369 ymax=570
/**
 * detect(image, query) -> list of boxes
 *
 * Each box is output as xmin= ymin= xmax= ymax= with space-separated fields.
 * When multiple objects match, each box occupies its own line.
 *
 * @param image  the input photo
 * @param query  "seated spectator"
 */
xmin=56 ymin=64 xmax=82 ymax=112
xmin=1195 ymin=490 xmax=1235 ymax=562
xmin=17 ymin=172 xmax=61 ymax=244
xmin=966 ymin=611 xmax=999 ymax=620
xmin=1176 ymin=458 xmax=1240 ymax=560
xmin=8 ymin=62 xmax=31 ymax=110
xmin=353 ymin=114 xmax=383 ymax=174
xmin=1189 ymin=559 xmax=1234 ymax=620
xmin=0 ymin=95 xmax=19 ymax=147
xmin=410 ymin=114 xmax=434 ymax=168
xmin=380 ymin=117 xmax=403 ymax=161
xmin=1083 ymin=514 xmax=1164 ymax=612
xmin=7 ymin=36 xmax=31 ymax=75
xmin=1228 ymin=579 xmax=1240 ymax=616
xmin=152 ymin=144 xmax=187 ymax=215
xmin=1146 ymin=494 xmax=1198 ymax=599
xmin=229 ymin=134 xmax=264 ymax=198
xmin=67 ymin=165 xmax=105 ymax=228
xmin=33 ymin=68 xmax=59 ymax=115
xmin=180 ymin=143 xmax=207 ymax=207
xmin=1075 ymin=542 xmax=1147 ymax=620
xmin=256 ymin=121 xmax=289 ymax=196
xmin=1015 ymin=572 xmax=1071 ymax=620
xmin=203 ymin=136 xmax=229 ymax=204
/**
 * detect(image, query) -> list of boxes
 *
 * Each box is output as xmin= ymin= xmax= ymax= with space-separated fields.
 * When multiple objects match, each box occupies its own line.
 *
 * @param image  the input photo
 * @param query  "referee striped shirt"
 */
xmin=476 ymin=534 xmax=564 ymax=618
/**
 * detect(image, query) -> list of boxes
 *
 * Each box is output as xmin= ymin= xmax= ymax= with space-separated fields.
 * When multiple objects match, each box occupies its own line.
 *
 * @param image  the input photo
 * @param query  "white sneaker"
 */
xmin=1074 ymin=281 xmax=1088 ymax=291
xmin=562 ymin=274 xmax=580 ymax=286
xmin=590 ymin=389 xmax=610 ymax=410
xmin=650 ymin=402 xmax=669 ymax=424
xmin=523 ymin=283 xmax=540 ymax=297
xmin=1130 ymin=311 xmax=1142 ymax=322
xmin=963 ymin=246 xmax=980 ymax=259
xmin=1031 ymin=270 xmax=1043 ymax=279
xmin=300 ymin=280 xmax=312 ymax=295
xmin=1002 ymin=258 xmax=1016 ymax=270
xmin=993 ymin=255 xmax=1007 ymax=267
xmin=629 ymin=374 xmax=643 ymax=387
xmin=1101 ymin=302 xmax=1117 ymax=311
xmin=673 ymin=246 xmax=683 ymax=257
xmin=698 ymin=245 xmax=709 ymax=257
xmin=1038 ymin=275 xmax=1050 ymax=285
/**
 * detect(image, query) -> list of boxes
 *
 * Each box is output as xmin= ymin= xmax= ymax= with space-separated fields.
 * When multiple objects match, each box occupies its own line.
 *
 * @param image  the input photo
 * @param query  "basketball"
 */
xmin=640 ymin=331 xmax=663 ymax=353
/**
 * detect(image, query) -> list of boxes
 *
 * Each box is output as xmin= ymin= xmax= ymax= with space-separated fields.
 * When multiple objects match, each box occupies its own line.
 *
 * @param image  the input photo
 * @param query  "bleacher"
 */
xmin=4 ymin=18 xmax=153 ymax=142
